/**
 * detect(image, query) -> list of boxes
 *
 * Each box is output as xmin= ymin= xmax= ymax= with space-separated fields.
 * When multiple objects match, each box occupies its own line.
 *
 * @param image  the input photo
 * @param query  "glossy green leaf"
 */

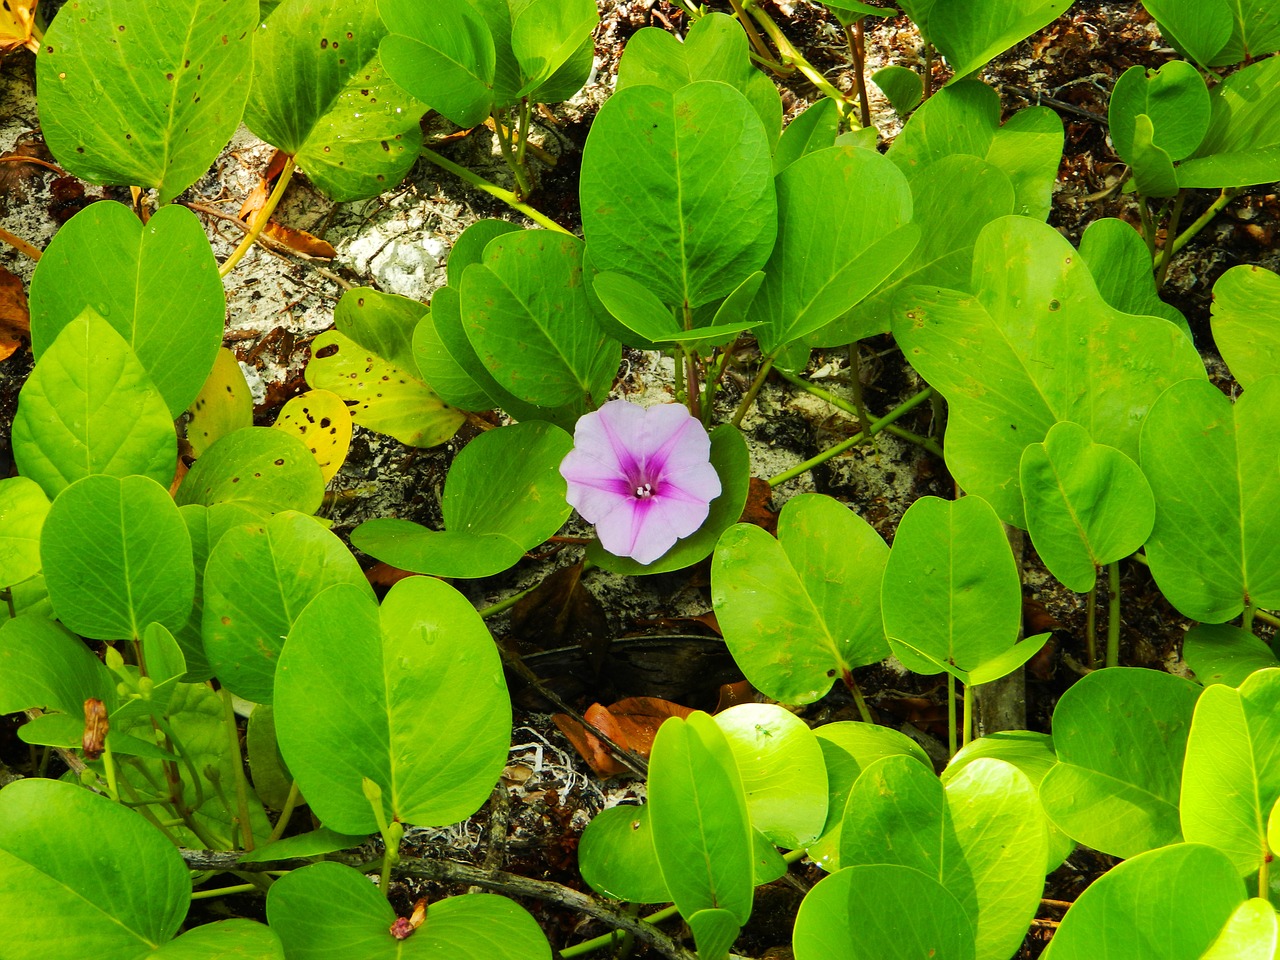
xmin=1039 ymin=666 xmax=1201 ymax=858
xmin=649 ymin=712 xmax=753 ymax=925
xmin=1211 ymin=264 xmax=1280 ymax=388
xmin=147 ymin=920 xmax=284 ymax=960
xmin=305 ymin=330 xmax=466 ymax=448
xmin=461 ymin=231 xmax=619 ymax=409
xmin=929 ymin=0 xmax=1073 ymax=81
xmin=203 ymin=511 xmax=373 ymax=703
xmin=245 ymin=704 xmax=294 ymax=811
xmin=351 ymin=421 xmax=572 ymax=578
xmin=588 ymin=424 xmax=750 ymax=574
xmin=41 ymin=475 xmax=193 ymax=641
xmin=0 ymin=778 xmax=189 ymax=959
xmin=715 ymin=703 xmax=828 ymax=849
xmin=510 ymin=0 xmax=596 ymax=94
xmin=0 ymin=477 xmax=49 ymax=586
xmin=1019 ymin=420 xmax=1155 ymax=593
xmin=36 ymin=0 xmax=255 ymax=202
xmin=246 ymin=0 xmax=422 ymax=201
xmin=238 ymin=827 xmax=368 ymax=864
xmin=446 ymin=218 xmax=523 ymax=286
xmin=873 ymin=65 xmax=924 ymax=115
xmin=591 ymin=270 xmax=758 ymax=350
xmin=334 ymin=286 xmax=421 ymax=373
xmin=580 ymin=81 xmax=776 ymax=310
xmin=615 ymin=13 xmax=781 ymax=149
xmin=268 ymin=861 xmax=550 ymax=960
xmin=1079 ymin=217 xmax=1189 ymax=334
xmin=1184 ymin=624 xmax=1280 ymax=688
xmin=881 ymin=495 xmax=1020 ymax=676
xmin=412 ymin=302 xmax=495 ymax=411
xmin=1181 ymin=669 xmax=1280 ymax=876
xmin=13 ymin=308 xmax=175 ymax=499
xmin=1127 ymin=113 xmax=1182 ymax=197
xmin=176 ymin=427 xmax=326 ymax=515
xmin=274 ymin=578 xmax=510 ymax=833
xmin=794 ymin=864 xmax=975 ymax=960
xmin=713 ymin=494 xmax=889 ymax=703
xmin=1210 ymin=0 xmax=1280 ymax=64
xmin=749 ymin=145 xmax=918 ymax=354
xmin=1109 ymin=61 xmax=1210 ymax=164
xmin=1179 ymin=57 xmax=1280 ymax=188
xmin=376 ymin=0 xmax=496 ymax=128
xmin=807 ymin=723 xmax=932 ymax=872
xmin=0 ymin=614 xmax=113 ymax=716
xmin=1141 ymin=0 xmax=1233 ymax=66
xmin=774 ymin=97 xmax=839 ymax=174
xmin=840 ymin=756 xmax=1046 ymax=960
xmin=579 ymin=804 xmax=669 ymax=903
xmin=893 ymin=216 xmax=1206 ymax=524
xmin=1139 ymin=376 xmax=1280 ymax=622
xmin=1041 ymin=843 xmax=1271 ymax=960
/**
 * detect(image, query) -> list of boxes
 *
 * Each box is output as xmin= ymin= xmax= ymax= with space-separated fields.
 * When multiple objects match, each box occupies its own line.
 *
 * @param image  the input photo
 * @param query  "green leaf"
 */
xmin=245 ymin=704 xmax=294 ymax=811
xmin=1019 ymin=420 xmax=1155 ymax=593
xmin=1139 ymin=376 xmax=1280 ymax=622
xmin=807 ymin=723 xmax=932 ymax=872
xmin=41 ymin=475 xmax=193 ymax=641
xmin=825 ymin=0 xmax=899 ymax=21
xmin=238 ymin=827 xmax=368 ymax=864
xmin=688 ymin=908 xmax=740 ymax=960
xmin=446 ymin=218 xmax=524 ymax=287
xmin=587 ymin=423 xmax=751 ymax=575
xmin=840 ymin=756 xmax=1046 ymax=960
xmin=147 ymin=920 xmax=284 ymax=960
xmin=274 ymin=578 xmax=510 ymax=833
xmin=351 ymin=421 xmax=572 ymax=578
xmin=615 ymin=13 xmax=782 ymax=149
xmin=0 ymin=478 xmax=49 ymax=586
xmin=748 ymin=145 xmax=918 ymax=354
xmin=246 ymin=0 xmax=422 ymax=201
xmin=412 ymin=302 xmax=496 ymax=411
xmin=36 ymin=0 xmax=255 ymax=203
xmin=334 ymin=286 xmax=421 ymax=373
xmin=881 ymin=495 xmax=1019 ymax=676
xmin=580 ymin=81 xmax=776 ymax=310
xmin=203 ymin=511 xmax=373 ymax=703
xmin=0 ymin=614 xmax=113 ymax=716
xmin=712 ymin=493 xmax=889 ymax=704
xmin=305 ymin=329 xmax=466 ymax=447
xmin=579 ymin=804 xmax=670 ymax=903
xmin=377 ymin=0 xmax=496 ymax=128
xmin=1181 ymin=669 xmax=1280 ymax=877
xmin=1179 ymin=57 xmax=1280 ymax=188
xmin=648 ymin=712 xmax=754 ymax=925
xmin=268 ymin=861 xmax=551 ymax=960
xmin=893 ymin=216 xmax=1206 ymax=524
xmin=1211 ymin=0 xmax=1280 ymax=65
xmin=510 ymin=0 xmax=597 ymax=94
xmin=12 ymin=308 xmax=176 ymax=499
xmin=872 ymin=65 xmax=924 ymax=115
xmin=1109 ymin=61 xmax=1210 ymax=163
xmin=1040 ymin=843 xmax=1269 ymax=960
xmin=1127 ymin=113 xmax=1182 ymax=198
xmin=774 ymin=97 xmax=839 ymax=175
xmin=929 ymin=0 xmax=1073 ymax=81
xmin=1078 ymin=217 xmax=1190 ymax=335
xmin=591 ymin=271 xmax=758 ymax=350
xmin=461 ymin=231 xmax=619 ymax=409
xmin=0 ymin=778 xmax=189 ymax=959
xmin=1039 ymin=666 xmax=1201 ymax=858
xmin=1211 ymin=264 xmax=1280 ymax=388
xmin=794 ymin=864 xmax=975 ymax=960
xmin=1141 ymin=0 xmax=1233 ymax=66
xmin=714 ymin=703 xmax=828 ymax=849
xmin=176 ymin=427 xmax=326 ymax=514
xmin=29 ymin=201 xmax=223 ymax=416
xmin=1184 ymin=624 xmax=1280 ymax=688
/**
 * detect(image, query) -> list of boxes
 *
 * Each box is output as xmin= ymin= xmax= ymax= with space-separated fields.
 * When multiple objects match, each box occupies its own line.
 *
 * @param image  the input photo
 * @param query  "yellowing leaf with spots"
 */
xmin=185 ymin=348 xmax=253 ymax=458
xmin=304 ymin=330 xmax=464 ymax=448
xmin=273 ymin=389 xmax=352 ymax=484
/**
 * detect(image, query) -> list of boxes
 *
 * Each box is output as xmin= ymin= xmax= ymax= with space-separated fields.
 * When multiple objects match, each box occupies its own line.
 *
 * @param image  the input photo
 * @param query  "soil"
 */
xmin=1 ymin=1 xmax=1276 ymax=957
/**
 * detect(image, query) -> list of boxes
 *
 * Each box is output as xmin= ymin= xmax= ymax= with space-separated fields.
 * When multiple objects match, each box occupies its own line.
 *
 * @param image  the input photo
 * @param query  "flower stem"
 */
xmin=220 ymin=156 xmax=295 ymax=278
xmin=419 ymin=146 xmax=572 ymax=236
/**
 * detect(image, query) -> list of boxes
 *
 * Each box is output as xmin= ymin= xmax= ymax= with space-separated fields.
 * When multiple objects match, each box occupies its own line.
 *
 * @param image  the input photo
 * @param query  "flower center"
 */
xmin=634 ymin=481 xmax=655 ymax=499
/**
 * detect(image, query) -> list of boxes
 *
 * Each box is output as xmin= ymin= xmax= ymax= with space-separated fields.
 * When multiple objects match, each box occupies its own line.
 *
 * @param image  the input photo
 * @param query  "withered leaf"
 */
xmin=0 ymin=264 xmax=30 ymax=362
xmin=0 ymin=0 xmax=38 ymax=54
xmin=510 ymin=562 xmax=610 ymax=665
xmin=554 ymin=697 xmax=695 ymax=777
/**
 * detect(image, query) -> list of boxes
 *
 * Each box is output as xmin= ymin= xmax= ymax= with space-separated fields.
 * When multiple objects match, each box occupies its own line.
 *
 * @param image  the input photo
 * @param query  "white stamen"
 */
xmin=635 ymin=482 xmax=654 ymax=499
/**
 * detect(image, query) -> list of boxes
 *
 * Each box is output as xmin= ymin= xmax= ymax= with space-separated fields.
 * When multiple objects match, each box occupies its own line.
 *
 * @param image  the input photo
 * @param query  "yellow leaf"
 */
xmin=273 ymin=388 xmax=352 ymax=484
xmin=186 ymin=348 xmax=253 ymax=457
xmin=0 ymin=0 xmax=38 ymax=54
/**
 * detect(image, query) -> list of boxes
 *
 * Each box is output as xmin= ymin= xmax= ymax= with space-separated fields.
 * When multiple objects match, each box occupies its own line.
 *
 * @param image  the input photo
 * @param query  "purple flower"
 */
xmin=560 ymin=400 xmax=722 ymax=565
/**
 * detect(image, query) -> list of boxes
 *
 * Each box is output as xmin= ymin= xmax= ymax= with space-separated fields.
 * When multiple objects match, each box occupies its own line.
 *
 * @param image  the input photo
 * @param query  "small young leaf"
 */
xmin=1078 ymin=217 xmax=1189 ymax=334
xmin=1109 ymin=61 xmax=1210 ymax=163
xmin=872 ymin=65 xmax=924 ymax=115
xmin=1178 ymin=57 xmax=1280 ymax=188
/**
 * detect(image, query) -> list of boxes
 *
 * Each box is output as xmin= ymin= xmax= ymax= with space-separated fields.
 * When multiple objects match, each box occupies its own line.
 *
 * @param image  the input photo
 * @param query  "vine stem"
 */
xmin=1255 ymin=608 xmax=1280 ymax=629
xmin=962 ymin=681 xmax=973 ymax=748
xmin=267 ymin=780 xmax=302 ymax=844
xmin=420 ymin=146 xmax=572 ymax=235
xmin=219 ymin=156 xmax=296 ymax=278
xmin=1106 ymin=561 xmax=1121 ymax=669
xmin=220 ymin=688 xmax=256 ymax=852
xmin=730 ymin=355 xmax=775 ymax=427
xmin=947 ymin=674 xmax=957 ymax=758
xmin=1171 ymin=186 xmax=1244 ymax=256
xmin=1153 ymin=189 xmax=1187 ymax=289
xmin=1085 ymin=580 xmax=1098 ymax=668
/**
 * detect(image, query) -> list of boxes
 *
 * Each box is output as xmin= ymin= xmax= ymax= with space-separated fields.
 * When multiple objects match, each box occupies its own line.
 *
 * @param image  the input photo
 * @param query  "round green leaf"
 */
xmin=42 ymin=475 xmax=194 ymax=641
xmin=147 ymin=920 xmax=284 ymax=960
xmin=774 ymin=97 xmax=840 ymax=175
xmin=1181 ymin=668 xmax=1280 ymax=877
xmin=714 ymin=703 xmax=828 ymax=849
xmin=0 ymin=614 xmax=113 ymax=716
xmin=175 ymin=427 xmax=326 ymax=515
xmin=1139 ymin=376 xmax=1280 ymax=622
xmin=274 ymin=577 xmax=511 ymax=833
xmin=1179 ymin=57 xmax=1280 ymax=188
xmin=588 ymin=423 xmax=750 ymax=574
xmin=1211 ymin=264 xmax=1280 ymax=389
xmin=412 ymin=303 xmax=496 ymax=411
xmin=245 ymin=705 xmax=294 ymax=812
xmin=0 ymin=778 xmax=189 ymax=959
xmin=581 ymin=80 xmax=776 ymax=311
xmin=268 ymin=861 xmax=550 ymax=960
xmin=929 ymin=0 xmax=1071 ymax=81
xmin=351 ymin=420 xmax=572 ymax=578
xmin=29 ymin=201 xmax=225 ymax=416
xmin=1019 ymin=420 xmax=1155 ymax=593
xmin=794 ymin=864 xmax=975 ymax=960
xmin=0 ymin=477 xmax=50 ymax=586
xmin=334 ymin=286 xmax=421 ymax=374
xmin=873 ymin=65 xmax=924 ymax=115
xmin=1109 ymin=61 xmax=1210 ymax=163
xmin=1039 ymin=666 xmax=1201 ymax=859
xmin=579 ymin=804 xmax=670 ymax=904
xmin=13 ymin=308 xmax=176 ymax=499
xmin=1141 ymin=0 xmax=1234 ymax=67
xmin=510 ymin=0 xmax=597 ymax=95
xmin=1183 ymin=623 xmax=1280 ymax=688
xmin=446 ymin=219 xmax=524 ymax=287
xmin=36 ymin=0 xmax=255 ymax=202
xmin=712 ymin=493 xmax=889 ymax=704
xmin=1079 ymin=217 xmax=1190 ymax=334
xmin=204 ymin=511 xmax=373 ymax=703
xmin=246 ymin=0 xmax=422 ymax=201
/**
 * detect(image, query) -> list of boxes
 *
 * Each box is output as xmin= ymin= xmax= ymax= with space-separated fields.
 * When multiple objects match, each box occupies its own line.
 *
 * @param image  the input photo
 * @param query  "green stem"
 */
xmin=747 ymin=2 xmax=850 ymax=104
xmin=1153 ymin=190 xmax=1187 ymax=289
xmin=220 ymin=156 xmax=295 ymax=277
xmin=1171 ymin=187 xmax=1244 ymax=256
xmin=1085 ymin=580 xmax=1098 ymax=669
xmin=947 ymin=673 xmax=957 ymax=758
xmin=1137 ymin=196 xmax=1158 ymax=262
xmin=845 ymin=672 xmax=874 ymax=724
xmin=844 ymin=21 xmax=871 ymax=128
xmin=221 ymin=688 xmax=256 ymax=852
xmin=560 ymin=905 xmax=681 ymax=958
xmin=419 ymin=146 xmax=572 ymax=235
xmin=190 ymin=883 xmax=259 ymax=900
xmin=493 ymin=108 xmax=533 ymax=200
xmin=962 ymin=681 xmax=973 ymax=748
xmin=726 ymin=0 xmax=781 ymax=68
xmin=152 ymin=714 xmax=206 ymax=814
xmin=1106 ymin=561 xmax=1121 ymax=669
xmin=1254 ymin=608 xmax=1280 ymax=629
xmin=730 ymin=355 xmax=776 ymax=428
xmin=268 ymin=780 xmax=302 ymax=844
xmin=100 ymin=738 xmax=120 ymax=801
xmin=1243 ymin=603 xmax=1256 ymax=636
xmin=767 ymin=388 xmax=935 ymax=487
xmin=683 ymin=348 xmax=701 ymax=421
xmin=476 ymin=560 xmax=597 ymax=619
xmin=516 ymin=98 xmax=531 ymax=168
